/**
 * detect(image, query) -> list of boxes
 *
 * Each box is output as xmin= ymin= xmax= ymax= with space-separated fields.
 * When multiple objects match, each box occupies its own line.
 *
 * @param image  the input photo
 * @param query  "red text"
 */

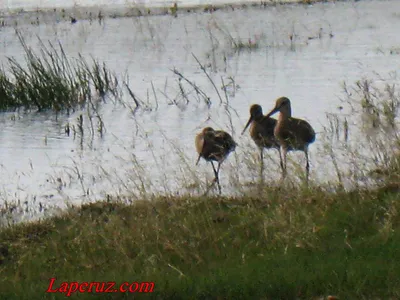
xmin=46 ymin=278 xmax=155 ymax=296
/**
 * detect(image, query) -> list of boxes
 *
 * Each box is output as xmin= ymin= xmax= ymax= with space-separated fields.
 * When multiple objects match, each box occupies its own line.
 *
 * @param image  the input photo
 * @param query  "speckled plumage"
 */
xmin=195 ymin=127 xmax=236 ymax=193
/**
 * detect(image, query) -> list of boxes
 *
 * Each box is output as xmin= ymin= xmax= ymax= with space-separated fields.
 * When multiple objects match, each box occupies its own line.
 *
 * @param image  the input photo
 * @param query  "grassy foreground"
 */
xmin=0 ymin=182 xmax=400 ymax=299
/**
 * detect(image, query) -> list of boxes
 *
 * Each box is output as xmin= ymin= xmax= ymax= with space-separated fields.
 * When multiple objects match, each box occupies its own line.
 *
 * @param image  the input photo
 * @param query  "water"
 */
xmin=0 ymin=0 xmax=399 ymax=223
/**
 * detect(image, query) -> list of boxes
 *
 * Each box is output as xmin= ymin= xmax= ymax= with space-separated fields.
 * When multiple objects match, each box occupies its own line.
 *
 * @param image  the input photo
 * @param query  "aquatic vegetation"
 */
xmin=0 ymin=32 xmax=119 ymax=112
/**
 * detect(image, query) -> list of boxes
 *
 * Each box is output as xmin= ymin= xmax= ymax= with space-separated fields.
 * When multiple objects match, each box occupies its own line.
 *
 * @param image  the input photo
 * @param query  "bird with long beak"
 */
xmin=264 ymin=97 xmax=316 ymax=182
xmin=241 ymin=104 xmax=280 ymax=176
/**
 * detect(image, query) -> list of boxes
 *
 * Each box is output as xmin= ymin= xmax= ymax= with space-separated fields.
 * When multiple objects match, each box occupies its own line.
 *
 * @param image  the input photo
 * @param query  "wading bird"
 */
xmin=241 ymin=104 xmax=280 ymax=175
xmin=195 ymin=127 xmax=237 ymax=193
xmin=264 ymin=97 xmax=316 ymax=181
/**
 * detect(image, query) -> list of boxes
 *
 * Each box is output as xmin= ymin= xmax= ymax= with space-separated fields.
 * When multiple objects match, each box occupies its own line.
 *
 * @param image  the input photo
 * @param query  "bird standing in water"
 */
xmin=264 ymin=97 xmax=316 ymax=182
xmin=195 ymin=127 xmax=236 ymax=193
xmin=242 ymin=104 xmax=280 ymax=176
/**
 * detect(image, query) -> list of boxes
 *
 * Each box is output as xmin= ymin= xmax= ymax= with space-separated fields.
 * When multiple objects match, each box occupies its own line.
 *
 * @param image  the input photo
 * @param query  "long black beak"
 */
xmin=196 ymin=154 xmax=201 ymax=166
xmin=241 ymin=115 xmax=253 ymax=135
xmin=265 ymin=107 xmax=279 ymax=119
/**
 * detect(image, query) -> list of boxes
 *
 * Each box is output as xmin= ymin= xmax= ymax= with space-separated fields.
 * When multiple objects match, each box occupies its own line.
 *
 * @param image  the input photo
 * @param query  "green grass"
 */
xmin=0 ymin=32 xmax=118 ymax=112
xmin=0 ymin=183 xmax=400 ymax=299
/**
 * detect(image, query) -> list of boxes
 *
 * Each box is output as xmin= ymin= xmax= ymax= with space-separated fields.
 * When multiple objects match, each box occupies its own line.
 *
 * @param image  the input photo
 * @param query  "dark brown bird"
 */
xmin=264 ymin=97 xmax=316 ymax=181
xmin=241 ymin=104 xmax=281 ymax=174
xmin=195 ymin=127 xmax=236 ymax=193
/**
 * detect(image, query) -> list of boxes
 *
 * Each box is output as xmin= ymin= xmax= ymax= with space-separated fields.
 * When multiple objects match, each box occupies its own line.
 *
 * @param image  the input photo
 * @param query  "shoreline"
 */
xmin=0 ymin=0 xmax=340 ymax=26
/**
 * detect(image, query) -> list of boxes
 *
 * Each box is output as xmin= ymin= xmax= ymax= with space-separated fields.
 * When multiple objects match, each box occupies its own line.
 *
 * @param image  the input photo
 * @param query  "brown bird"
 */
xmin=241 ymin=104 xmax=281 ymax=174
xmin=264 ymin=97 xmax=316 ymax=181
xmin=195 ymin=127 xmax=237 ymax=193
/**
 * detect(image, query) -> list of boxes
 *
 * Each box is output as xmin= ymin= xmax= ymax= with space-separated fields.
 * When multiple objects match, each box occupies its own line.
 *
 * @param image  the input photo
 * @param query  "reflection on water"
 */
xmin=0 ymin=0 xmax=399 ymax=223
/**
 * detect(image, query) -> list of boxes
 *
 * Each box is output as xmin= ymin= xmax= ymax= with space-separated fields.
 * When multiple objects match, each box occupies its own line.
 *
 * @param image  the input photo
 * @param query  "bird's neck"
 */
xmin=278 ymin=108 xmax=291 ymax=122
xmin=254 ymin=114 xmax=264 ymax=122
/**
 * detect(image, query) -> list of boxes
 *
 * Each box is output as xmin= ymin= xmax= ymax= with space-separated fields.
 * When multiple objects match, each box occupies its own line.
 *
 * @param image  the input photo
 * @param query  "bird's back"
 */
xmin=214 ymin=130 xmax=237 ymax=153
xmin=275 ymin=117 xmax=315 ymax=150
xmin=196 ymin=129 xmax=236 ymax=162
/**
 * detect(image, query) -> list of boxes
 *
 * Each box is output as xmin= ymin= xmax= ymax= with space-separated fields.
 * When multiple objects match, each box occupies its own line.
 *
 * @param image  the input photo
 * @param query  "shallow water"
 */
xmin=0 ymin=0 xmax=399 ymax=223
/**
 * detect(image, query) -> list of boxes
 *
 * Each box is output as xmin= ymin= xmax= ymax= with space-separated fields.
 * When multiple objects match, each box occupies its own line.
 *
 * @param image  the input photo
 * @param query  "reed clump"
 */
xmin=0 ymin=32 xmax=119 ymax=112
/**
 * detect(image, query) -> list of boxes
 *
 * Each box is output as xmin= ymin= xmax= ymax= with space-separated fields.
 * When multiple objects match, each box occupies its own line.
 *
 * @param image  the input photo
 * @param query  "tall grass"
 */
xmin=0 ymin=32 xmax=119 ymax=112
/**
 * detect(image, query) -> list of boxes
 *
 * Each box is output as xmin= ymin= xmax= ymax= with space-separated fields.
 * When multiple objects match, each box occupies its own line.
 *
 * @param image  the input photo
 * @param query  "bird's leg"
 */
xmin=305 ymin=149 xmax=310 ymax=184
xmin=278 ymin=147 xmax=284 ymax=173
xmin=259 ymin=148 xmax=264 ymax=180
xmin=216 ymin=162 xmax=222 ymax=194
xmin=211 ymin=161 xmax=219 ymax=182
xmin=210 ymin=161 xmax=221 ymax=194
xmin=280 ymin=146 xmax=287 ymax=180
xmin=216 ymin=161 xmax=221 ymax=177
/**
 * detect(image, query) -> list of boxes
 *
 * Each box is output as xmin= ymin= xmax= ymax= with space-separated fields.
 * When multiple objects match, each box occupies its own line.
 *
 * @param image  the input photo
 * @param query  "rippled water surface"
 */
xmin=0 ymin=0 xmax=399 ymax=223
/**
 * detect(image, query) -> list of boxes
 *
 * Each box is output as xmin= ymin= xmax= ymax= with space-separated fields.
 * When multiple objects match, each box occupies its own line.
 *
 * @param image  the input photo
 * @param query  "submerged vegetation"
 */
xmin=0 ymin=32 xmax=119 ymax=112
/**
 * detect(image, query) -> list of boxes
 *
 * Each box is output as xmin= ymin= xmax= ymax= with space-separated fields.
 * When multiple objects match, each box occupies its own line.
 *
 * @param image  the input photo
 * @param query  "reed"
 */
xmin=0 ymin=32 xmax=119 ymax=112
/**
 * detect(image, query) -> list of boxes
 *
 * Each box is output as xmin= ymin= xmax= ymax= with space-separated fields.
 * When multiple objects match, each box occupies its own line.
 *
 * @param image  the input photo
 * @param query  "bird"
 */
xmin=195 ymin=127 xmax=237 ymax=193
xmin=264 ymin=97 xmax=316 ymax=182
xmin=241 ymin=104 xmax=281 ymax=175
